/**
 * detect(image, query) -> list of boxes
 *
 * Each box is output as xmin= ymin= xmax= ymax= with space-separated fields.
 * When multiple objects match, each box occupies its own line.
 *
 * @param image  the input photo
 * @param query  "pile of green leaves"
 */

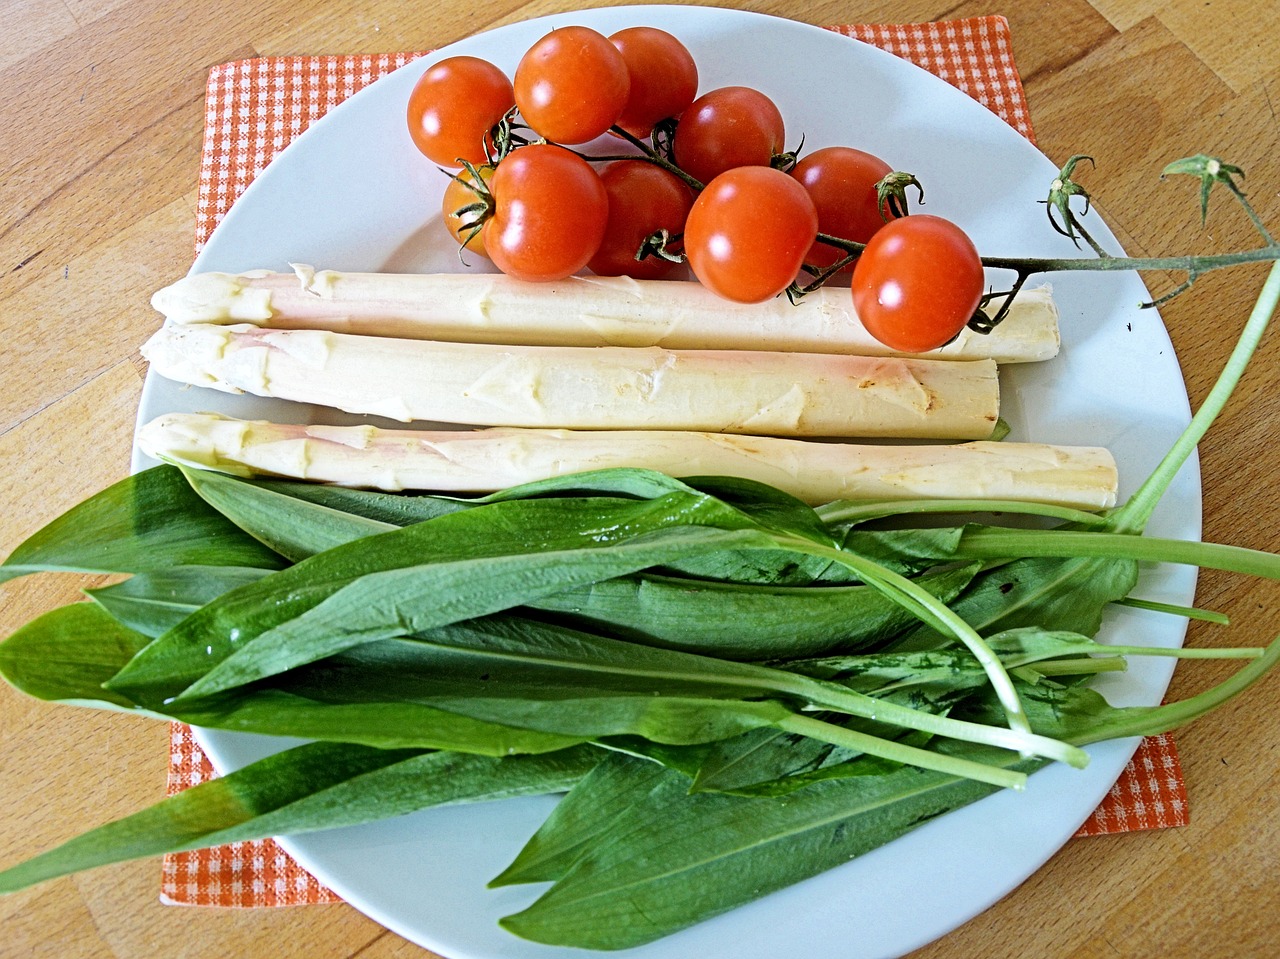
xmin=2 ymin=169 xmax=1279 ymax=952
xmin=1 ymin=402 xmax=1279 ymax=948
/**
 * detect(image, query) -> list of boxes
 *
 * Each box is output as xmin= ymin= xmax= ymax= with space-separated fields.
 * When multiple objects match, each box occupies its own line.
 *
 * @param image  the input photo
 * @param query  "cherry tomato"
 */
xmin=608 ymin=27 xmax=699 ymax=138
xmin=588 ymin=160 xmax=695 ymax=279
xmin=487 ymin=144 xmax=609 ymax=282
xmin=851 ymin=214 xmax=984 ymax=352
xmin=671 ymin=86 xmax=785 ymax=186
xmin=514 ymin=26 xmax=630 ymax=144
xmin=406 ymin=56 xmax=514 ymax=167
xmin=790 ymin=146 xmax=896 ymax=271
xmin=441 ymin=164 xmax=494 ymax=259
xmin=684 ymin=166 xmax=818 ymax=304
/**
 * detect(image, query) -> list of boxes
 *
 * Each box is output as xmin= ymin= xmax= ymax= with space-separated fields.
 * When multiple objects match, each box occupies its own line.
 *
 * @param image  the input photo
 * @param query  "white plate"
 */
xmin=133 ymin=6 xmax=1200 ymax=958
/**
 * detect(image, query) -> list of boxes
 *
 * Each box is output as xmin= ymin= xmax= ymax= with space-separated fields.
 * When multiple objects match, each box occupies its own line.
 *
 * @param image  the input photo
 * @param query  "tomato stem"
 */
xmin=601 ymin=125 xmax=706 ymax=192
xmin=981 ymin=247 xmax=1280 ymax=287
xmin=877 ymin=171 xmax=924 ymax=220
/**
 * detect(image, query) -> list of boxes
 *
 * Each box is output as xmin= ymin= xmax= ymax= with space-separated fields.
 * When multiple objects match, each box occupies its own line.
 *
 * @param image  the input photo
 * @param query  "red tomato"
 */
xmin=487 ymin=144 xmax=609 ymax=282
xmin=671 ymin=86 xmax=785 ymax=186
xmin=514 ymin=26 xmax=630 ymax=144
xmin=588 ymin=161 xmax=695 ymax=279
xmin=791 ymin=146 xmax=896 ymax=271
xmin=441 ymin=164 xmax=494 ymax=259
xmin=684 ymin=166 xmax=818 ymax=304
xmin=406 ymin=56 xmax=514 ymax=167
xmin=851 ymin=215 xmax=984 ymax=352
xmin=608 ymin=27 xmax=699 ymax=138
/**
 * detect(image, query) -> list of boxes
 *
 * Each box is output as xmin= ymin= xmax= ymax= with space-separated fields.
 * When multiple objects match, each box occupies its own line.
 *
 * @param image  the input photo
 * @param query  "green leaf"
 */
xmin=891 ymin=556 xmax=1138 ymax=649
xmin=0 ymin=466 xmax=284 ymax=584
xmin=263 ymin=621 xmax=798 ymax=744
xmin=180 ymin=466 xmax=396 ymax=561
xmin=677 ymin=474 xmax=835 ymax=544
xmin=659 ymin=545 xmax=863 ymax=586
xmin=263 ymin=617 xmax=1072 ymax=781
xmin=0 ymin=740 xmax=601 ymax=894
xmin=687 ymin=724 xmax=843 ymax=795
xmin=107 ymin=493 xmax=774 ymax=704
xmin=835 ymin=526 xmax=967 ymax=575
xmin=790 ymin=628 xmax=1108 ymax=691
xmin=531 ymin=563 xmax=978 ymax=659
xmin=173 ymin=688 xmax=590 ymax=754
xmin=0 ymin=602 xmax=584 ymax=754
xmin=248 ymin=475 xmax=470 ymax=525
xmin=0 ymin=602 xmax=151 ymax=709
xmin=491 ymin=751 xmax=670 ymax=887
xmin=87 ymin=566 xmax=271 ymax=636
xmin=500 ymin=747 xmax=1039 ymax=950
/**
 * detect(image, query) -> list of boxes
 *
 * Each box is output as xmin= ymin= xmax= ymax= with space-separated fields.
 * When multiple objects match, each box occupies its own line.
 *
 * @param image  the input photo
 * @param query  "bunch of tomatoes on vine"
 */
xmin=406 ymin=24 xmax=985 ymax=352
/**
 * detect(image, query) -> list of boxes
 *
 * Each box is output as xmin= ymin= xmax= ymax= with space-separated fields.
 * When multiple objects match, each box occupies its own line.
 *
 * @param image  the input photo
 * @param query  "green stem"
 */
xmin=599 ymin=126 xmax=706 ymax=192
xmin=1114 ymin=596 xmax=1230 ymax=625
xmin=1013 ymin=658 xmax=1127 ymax=679
xmin=1099 ymin=644 xmax=1262 ymax=659
xmin=807 ymin=227 xmax=1280 ymax=281
xmin=1114 ymin=259 xmax=1280 ymax=533
xmin=775 ymin=713 xmax=1028 ymax=790
xmin=815 ymin=497 xmax=1110 ymax=528
xmin=770 ymin=533 xmax=1036 ymax=746
xmin=769 ymin=671 xmax=1087 ymax=768
xmin=1070 ymin=634 xmax=1280 ymax=745
xmin=954 ymin=527 xmax=1280 ymax=580
xmin=980 ymin=246 xmax=1280 ymax=278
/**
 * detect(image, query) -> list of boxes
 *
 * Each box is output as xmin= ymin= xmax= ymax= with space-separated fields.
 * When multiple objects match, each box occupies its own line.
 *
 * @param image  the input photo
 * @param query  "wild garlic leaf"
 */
xmin=531 ymin=563 xmax=979 ymax=660
xmin=0 ymin=739 xmax=601 ymax=895
xmin=87 ymin=566 xmax=271 ymax=637
xmin=890 ymin=555 xmax=1139 ymax=650
xmin=491 ymin=751 xmax=671 ymax=887
xmin=104 ymin=493 xmax=774 ymax=705
xmin=0 ymin=602 xmax=151 ymax=710
xmin=181 ymin=466 xmax=396 ymax=561
xmin=0 ymin=602 xmax=584 ymax=754
xmin=500 ymin=746 xmax=1038 ymax=950
xmin=0 ymin=465 xmax=284 ymax=584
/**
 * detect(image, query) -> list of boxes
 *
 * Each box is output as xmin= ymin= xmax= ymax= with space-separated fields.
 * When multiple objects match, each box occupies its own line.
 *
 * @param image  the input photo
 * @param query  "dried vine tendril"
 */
xmin=970 ymin=153 xmax=1280 ymax=332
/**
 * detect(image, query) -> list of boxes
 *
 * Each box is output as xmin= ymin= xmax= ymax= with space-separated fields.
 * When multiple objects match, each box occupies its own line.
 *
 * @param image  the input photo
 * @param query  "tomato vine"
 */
xmin=411 ymin=28 xmax=1280 ymax=349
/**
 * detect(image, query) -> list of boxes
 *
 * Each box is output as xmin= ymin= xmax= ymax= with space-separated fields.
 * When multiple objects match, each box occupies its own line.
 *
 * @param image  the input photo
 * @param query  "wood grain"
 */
xmin=2 ymin=1 xmax=1278 ymax=957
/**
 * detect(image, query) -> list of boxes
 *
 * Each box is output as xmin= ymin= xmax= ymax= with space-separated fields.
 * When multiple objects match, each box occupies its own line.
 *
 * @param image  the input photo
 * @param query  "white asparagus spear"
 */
xmin=151 ymin=265 xmax=1060 ymax=363
xmin=141 ymin=324 xmax=1000 ymax=439
xmin=138 ymin=412 xmax=1118 ymax=509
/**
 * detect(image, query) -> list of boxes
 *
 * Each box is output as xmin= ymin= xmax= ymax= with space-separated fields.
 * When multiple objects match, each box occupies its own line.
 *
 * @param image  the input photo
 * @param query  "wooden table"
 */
xmin=2 ymin=1 xmax=1278 ymax=956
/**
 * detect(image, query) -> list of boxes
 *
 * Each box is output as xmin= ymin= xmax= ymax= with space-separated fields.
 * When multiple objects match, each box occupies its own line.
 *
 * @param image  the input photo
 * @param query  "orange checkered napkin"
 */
xmin=161 ymin=16 xmax=1188 ymax=909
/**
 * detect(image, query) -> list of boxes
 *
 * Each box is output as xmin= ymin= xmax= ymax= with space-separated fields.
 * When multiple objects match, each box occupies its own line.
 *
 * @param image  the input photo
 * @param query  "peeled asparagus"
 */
xmin=151 ymin=266 xmax=1060 ymax=363
xmin=138 ymin=412 xmax=1118 ymax=509
xmin=141 ymin=324 xmax=1001 ymax=439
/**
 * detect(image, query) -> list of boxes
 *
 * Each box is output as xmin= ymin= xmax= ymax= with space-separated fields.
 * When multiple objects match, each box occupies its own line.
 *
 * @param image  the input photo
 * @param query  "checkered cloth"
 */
xmin=162 ymin=15 xmax=1189 ymax=909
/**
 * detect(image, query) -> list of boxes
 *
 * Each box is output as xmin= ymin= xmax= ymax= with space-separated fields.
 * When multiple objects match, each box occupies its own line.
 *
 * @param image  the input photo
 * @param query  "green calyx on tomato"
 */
xmin=588 ymin=160 xmax=695 ymax=280
xmin=442 ymin=161 xmax=497 ymax=260
xmin=876 ymin=171 xmax=926 ymax=220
